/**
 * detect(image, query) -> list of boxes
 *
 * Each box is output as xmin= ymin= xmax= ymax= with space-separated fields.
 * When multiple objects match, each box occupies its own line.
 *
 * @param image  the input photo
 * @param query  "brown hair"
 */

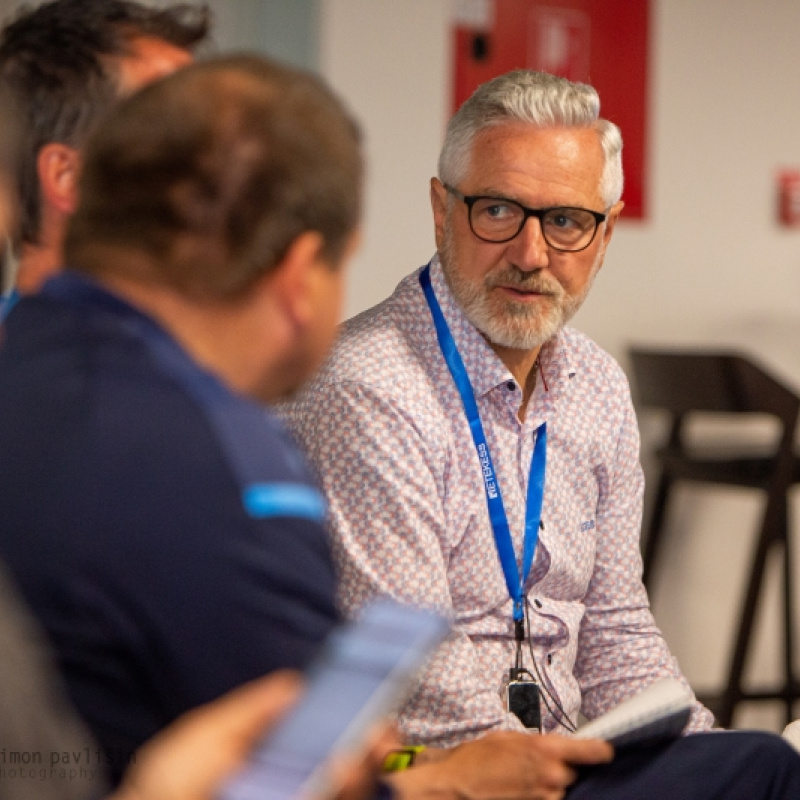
xmin=65 ymin=54 xmax=363 ymax=300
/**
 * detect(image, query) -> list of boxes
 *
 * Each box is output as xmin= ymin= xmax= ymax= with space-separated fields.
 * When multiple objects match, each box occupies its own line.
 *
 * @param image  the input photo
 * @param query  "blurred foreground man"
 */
xmin=0 ymin=62 xmax=362 ymax=800
xmin=0 ymin=54 xmax=353 ymax=784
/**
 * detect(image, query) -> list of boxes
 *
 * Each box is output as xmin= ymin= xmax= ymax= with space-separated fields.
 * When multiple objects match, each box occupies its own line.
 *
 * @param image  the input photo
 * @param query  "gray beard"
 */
xmin=438 ymin=228 xmax=594 ymax=351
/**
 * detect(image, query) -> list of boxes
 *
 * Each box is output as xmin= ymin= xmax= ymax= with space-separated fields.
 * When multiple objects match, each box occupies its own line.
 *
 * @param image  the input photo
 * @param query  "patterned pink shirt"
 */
xmin=283 ymin=256 xmax=714 ymax=745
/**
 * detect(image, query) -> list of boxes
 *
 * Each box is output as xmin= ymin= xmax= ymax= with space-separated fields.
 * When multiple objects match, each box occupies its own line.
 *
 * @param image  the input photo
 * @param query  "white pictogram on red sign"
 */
xmin=528 ymin=7 xmax=590 ymax=82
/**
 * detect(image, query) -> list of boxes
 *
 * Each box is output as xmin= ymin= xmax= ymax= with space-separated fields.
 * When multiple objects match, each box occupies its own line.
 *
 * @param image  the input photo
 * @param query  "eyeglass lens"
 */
xmin=469 ymin=197 xmax=599 ymax=250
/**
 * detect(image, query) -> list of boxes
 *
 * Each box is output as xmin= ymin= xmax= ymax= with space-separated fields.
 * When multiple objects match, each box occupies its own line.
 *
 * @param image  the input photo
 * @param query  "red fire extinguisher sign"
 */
xmin=452 ymin=0 xmax=651 ymax=220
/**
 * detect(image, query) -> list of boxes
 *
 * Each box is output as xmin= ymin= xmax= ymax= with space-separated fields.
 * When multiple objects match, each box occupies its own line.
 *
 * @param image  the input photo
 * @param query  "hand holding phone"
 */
xmin=217 ymin=600 xmax=449 ymax=800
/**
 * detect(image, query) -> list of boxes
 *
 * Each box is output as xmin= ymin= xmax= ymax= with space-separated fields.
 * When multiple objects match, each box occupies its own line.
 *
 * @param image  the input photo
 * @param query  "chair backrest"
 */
xmin=628 ymin=348 xmax=800 ymax=428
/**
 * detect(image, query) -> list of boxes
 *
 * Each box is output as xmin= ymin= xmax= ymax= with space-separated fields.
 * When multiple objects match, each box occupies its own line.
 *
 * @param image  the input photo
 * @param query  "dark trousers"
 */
xmin=568 ymin=731 xmax=800 ymax=799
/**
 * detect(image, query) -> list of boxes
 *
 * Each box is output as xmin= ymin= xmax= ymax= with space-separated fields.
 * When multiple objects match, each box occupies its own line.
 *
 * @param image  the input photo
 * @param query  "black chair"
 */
xmin=628 ymin=347 xmax=800 ymax=728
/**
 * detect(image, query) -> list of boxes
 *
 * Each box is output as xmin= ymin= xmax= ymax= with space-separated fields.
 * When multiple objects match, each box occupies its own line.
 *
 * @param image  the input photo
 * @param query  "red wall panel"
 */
xmin=454 ymin=0 xmax=650 ymax=219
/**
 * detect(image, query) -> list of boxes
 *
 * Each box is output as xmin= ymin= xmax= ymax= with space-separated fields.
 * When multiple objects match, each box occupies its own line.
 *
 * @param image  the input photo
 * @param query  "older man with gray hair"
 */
xmin=282 ymin=69 xmax=800 ymax=798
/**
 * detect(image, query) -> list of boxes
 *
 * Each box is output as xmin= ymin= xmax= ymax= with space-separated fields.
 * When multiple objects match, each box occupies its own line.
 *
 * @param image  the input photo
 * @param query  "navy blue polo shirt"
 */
xmin=0 ymin=272 xmax=339 ymax=783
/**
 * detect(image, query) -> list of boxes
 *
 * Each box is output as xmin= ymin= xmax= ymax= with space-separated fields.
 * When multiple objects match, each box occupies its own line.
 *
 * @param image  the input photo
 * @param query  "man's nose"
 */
xmin=504 ymin=215 xmax=550 ymax=271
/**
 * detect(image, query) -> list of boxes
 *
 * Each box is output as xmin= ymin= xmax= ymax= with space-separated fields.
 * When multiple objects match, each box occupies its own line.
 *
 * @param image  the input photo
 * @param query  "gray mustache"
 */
xmin=485 ymin=269 xmax=561 ymax=296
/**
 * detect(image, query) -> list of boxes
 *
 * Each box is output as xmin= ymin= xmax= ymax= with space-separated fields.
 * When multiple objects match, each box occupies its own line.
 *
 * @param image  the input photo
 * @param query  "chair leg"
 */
xmin=716 ymin=494 xmax=785 ymax=728
xmin=781 ymin=519 xmax=796 ymax=727
xmin=642 ymin=470 xmax=672 ymax=590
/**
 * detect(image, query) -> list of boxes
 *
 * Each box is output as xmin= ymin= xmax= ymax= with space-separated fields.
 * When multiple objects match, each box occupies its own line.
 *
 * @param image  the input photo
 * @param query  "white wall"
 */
xmin=320 ymin=0 xmax=800 ymax=731
xmin=583 ymin=0 xmax=800 ymax=361
xmin=319 ymin=0 xmax=451 ymax=318
xmin=151 ymin=0 xmax=320 ymax=68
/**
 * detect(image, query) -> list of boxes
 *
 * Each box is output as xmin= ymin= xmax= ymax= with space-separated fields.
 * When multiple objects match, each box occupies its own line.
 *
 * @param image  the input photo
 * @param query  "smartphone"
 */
xmin=217 ymin=599 xmax=449 ymax=800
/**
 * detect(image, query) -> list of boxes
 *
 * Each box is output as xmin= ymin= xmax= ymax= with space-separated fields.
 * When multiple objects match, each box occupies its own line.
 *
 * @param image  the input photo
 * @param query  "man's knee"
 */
xmin=569 ymin=731 xmax=800 ymax=800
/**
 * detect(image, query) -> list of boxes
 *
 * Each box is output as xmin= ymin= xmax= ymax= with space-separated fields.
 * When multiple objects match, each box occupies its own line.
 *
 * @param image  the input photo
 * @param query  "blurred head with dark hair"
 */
xmin=0 ymin=0 xmax=210 ymax=293
xmin=66 ymin=54 xmax=363 ymax=401
xmin=0 ymin=87 xmax=19 ymax=238
xmin=0 ymin=86 xmax=21 ymax=303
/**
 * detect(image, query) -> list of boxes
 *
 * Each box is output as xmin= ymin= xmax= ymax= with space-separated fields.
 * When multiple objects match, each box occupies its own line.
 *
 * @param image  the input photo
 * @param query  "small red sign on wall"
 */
xmin=453 ymin=0 xmax=650 ymax=220
xmin=778 ymin=170 xmax=800 ymax=227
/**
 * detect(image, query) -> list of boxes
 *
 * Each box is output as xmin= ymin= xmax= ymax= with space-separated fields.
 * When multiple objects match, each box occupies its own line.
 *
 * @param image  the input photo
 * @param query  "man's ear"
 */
xmin=591 ymin=200 xmax=625 ymax=276
xmin=37 ymin=143 xmax=81 ymax=215
xmin=430 ymin=177 xmax=448 ymax=252
xmin=601 ymin=200 xmax=625 ymax=248
xmin=269 ymin=231 xmax=327 ymax=328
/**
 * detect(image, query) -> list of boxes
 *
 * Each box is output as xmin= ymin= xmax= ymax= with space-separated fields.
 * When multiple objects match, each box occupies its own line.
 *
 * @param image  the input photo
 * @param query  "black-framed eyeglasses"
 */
xmin=444 ymin=184 xmax=607 ymax=252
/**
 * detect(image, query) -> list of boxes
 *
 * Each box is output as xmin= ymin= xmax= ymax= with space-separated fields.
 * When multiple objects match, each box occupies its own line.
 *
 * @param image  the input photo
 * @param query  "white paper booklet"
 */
xmin=574 ymin=678 xmax=693 ymax=749
xmin=782 ymin=720 xmax=800 ymax=753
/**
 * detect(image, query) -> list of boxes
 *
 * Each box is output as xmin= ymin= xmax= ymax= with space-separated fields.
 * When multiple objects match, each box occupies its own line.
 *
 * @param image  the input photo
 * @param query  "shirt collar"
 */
xmin=41 ymin=270 xmax=180 ymax=351
xmin=43 ymin=270 xmax=149 ymax=317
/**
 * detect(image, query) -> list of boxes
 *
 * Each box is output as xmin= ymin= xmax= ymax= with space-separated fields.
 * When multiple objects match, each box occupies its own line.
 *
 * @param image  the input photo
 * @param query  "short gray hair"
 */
xmin=438 ymin=70 xmax=623 ymax=208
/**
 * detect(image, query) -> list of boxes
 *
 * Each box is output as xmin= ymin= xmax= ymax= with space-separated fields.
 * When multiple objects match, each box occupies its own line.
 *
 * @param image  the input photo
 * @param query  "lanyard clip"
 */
xmin=514 ymin=616 xmax=525 ymax=643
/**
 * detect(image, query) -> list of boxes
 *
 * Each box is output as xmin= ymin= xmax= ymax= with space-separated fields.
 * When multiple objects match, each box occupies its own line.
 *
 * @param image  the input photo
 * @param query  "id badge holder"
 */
xmin=505 ymin=669 xmax=542 ymax=732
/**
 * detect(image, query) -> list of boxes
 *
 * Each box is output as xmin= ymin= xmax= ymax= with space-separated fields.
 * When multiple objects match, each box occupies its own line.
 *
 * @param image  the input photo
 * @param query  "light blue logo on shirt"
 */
xmin=0 ymin=287 xmax=20 ymax=321
xmin=242 ymin=482 xmax=327 ymax=523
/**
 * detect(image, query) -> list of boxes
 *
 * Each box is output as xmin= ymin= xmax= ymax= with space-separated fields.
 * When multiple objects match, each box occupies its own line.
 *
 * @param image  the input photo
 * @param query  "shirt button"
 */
xmin=534 ymin=599 xmax=542 ymax=609
xmin=506 ymin=381 xmax=516 ymax=391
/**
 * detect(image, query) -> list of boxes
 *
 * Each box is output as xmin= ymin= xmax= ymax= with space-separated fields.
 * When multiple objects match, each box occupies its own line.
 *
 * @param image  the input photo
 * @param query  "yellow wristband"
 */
xmin=382 ymin=745 xmax=426 ymax=772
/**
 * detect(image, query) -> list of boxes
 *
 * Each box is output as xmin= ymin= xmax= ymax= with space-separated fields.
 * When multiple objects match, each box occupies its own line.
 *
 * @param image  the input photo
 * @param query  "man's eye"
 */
xmin=479 ymin=201 xmax=516 ymax=220
xmin=550 ymin=212 xmax=578 ymax=229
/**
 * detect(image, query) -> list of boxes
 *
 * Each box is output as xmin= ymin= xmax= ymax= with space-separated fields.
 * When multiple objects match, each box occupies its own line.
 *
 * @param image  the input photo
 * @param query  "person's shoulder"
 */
xmin=281 ymin=270 xmax=450 ymax=444
xmin=558 ymin=326 xmax=631 ymax=392
xmin=19 ymin=294 xmax=318 ymax=494
xmin=159 ymin=371 xmax=320 ymax=496
xmin=316 ymin=270 xmax=433 ymax=390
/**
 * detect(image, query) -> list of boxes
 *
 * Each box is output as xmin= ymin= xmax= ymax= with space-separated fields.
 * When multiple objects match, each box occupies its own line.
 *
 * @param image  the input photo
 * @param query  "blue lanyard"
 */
xmin=419 ymin=264 xmax=546 ymax=622
xmin=0 ymin=286 xmax=19 ymax=321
